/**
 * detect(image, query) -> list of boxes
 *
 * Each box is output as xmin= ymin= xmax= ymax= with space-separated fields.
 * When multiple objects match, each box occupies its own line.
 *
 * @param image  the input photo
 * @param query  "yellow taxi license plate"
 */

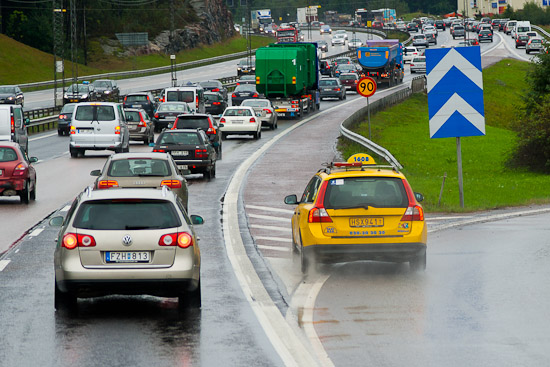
xmin=349 ymin=217 xmax=384 ymax=227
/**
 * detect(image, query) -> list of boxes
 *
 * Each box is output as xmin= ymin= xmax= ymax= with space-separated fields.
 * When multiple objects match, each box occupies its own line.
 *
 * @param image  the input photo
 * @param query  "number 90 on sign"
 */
xmin=356 ymin=77 xmax=377 ymax=98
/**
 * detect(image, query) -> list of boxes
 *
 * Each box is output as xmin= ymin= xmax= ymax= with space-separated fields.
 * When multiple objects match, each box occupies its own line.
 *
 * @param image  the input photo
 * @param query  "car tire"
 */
xmin=179 ymin=280 xmax=201 ymax=309
xmin=19 ymin=181 xmax=30 ymax=204
xmin=30 ymin=181 xmax=36 ymax=201
xmin=143 ymin=135 xmax=149 ymax=145
xmin=211 ymin=163 xmax=216 ymax=178
xmin=69 ymin=147 xmax=78 ymax=158
xmin=221 ymin=132 xmax=227 ymax=140
xmin=115 ymin=146 xmax=123 ymax=154
xmin=410 ymin=251 xmax=427 ymax=272
xmin=216 ymin=144 xmax=222 ymax=160
xmin=204 ymin=169 xmax=211 ymax=180
xmin=54 ymin=282 xmax=77 ymax=313
xmin=58 ymin=130 xmax=63 ymax=136
xmin=343 ymin=93 xmax=347 ymax=100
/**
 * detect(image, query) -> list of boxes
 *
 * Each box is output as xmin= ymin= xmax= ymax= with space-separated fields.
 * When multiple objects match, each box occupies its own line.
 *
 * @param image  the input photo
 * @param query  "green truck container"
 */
xmin=255 ymin=43 xmax=320 ymax=118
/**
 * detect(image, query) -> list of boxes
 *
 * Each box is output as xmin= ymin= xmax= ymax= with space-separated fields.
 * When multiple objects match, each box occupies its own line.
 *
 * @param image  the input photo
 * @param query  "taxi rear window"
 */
xmin=323 ymin=177 xmax=407 ymax=209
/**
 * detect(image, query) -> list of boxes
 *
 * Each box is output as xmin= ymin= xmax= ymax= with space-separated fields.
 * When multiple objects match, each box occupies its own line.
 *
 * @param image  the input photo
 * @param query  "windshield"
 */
xmin=323 ymin=177 xmax=407 ymax=209
xmin=0 ymin=87 xmax=16 ymax=94
xmin=204 ymin=94 xmax=221 ymax=102
xmin=175 ymin=117 xmax=209 ymax=129
xmin=340 ymin=74 xmax=357 ymax=80
xmin=124 ymin=111 xmax=142 ymax=122
xmin=319 ymin=79 xmax=338 ymax=86
xmin=107 ymin=158 xmax=171 ymax=177
xmin=73 ymin=199 xmax=182 ymax=230
xmin=67 ymin=84 xmax=89 ymax=93
xmin=223 ymin=108 xmax=252 ymax=117
xmin=93 ymin=81 xmax=111 ymax=88
xmin=277 ymin=30 xmax=296 ymax=37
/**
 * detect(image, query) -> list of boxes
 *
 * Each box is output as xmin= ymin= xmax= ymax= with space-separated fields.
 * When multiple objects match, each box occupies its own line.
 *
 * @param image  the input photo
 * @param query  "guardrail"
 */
xmin=531 ymin=25 xmax=550 ymax=39
xmin=339 ymin=75 xmax=427 ymax=168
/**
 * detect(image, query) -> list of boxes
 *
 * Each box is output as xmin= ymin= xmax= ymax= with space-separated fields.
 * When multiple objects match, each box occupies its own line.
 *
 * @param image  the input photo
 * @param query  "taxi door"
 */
xmin=292 ymin=175 xmax=323 ymax=247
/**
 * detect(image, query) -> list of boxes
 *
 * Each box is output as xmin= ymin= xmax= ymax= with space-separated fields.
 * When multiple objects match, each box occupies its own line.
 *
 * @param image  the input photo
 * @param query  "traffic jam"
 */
xmin=0 ymin=7 xmax=546 ymax=366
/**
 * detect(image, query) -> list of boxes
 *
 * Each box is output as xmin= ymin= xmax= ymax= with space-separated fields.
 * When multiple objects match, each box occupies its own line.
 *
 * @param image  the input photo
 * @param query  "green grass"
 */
xmin=339 ymin=59 xmax=550 ymax=212
xmin=0 ymin=35 xmax=273 ymax=85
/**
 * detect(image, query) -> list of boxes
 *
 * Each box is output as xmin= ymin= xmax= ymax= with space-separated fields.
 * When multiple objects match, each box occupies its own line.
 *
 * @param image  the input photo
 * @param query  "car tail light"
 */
xmin=212 ymin=88 xmax=220 ymax=92
xmin=308 ymin=181 xmax=333 ymax=223
xmin=171 ymin=118 xmax=178 ymax=130
xmin=153 ymin=149 xmax=165 ymax=153
xmin=334 ymin=88 xmax=341 ymax=91
xmin=62 ymin=233 xmax=96 ymax=249
xmin=161 ymin=180 xmax=182 ymax=189
xmin=154 ymin=113 xmax=159 ymax=119
xmin=11 ymin=116 xmax=15 ymax=134
xmin=232 ymin=93 xmax=237 ymax=98
xmin=253 ymin=93 xmax=258 ymax=98
xmin=236 ymin=82 xmax=240 ymax=86
xmin=213 ymin=102 xmax=221 ymax=105
xmin=98 ymin=180 xmax=119 ymax=188
xmin=138 ymin=115 xmax=147 ymax=127
xmin=12 ymin=163 xmax=26 ymax=176
xmin=401 ymin=178 xmax=425 ymax=221
xmin=59 ymin=114 xmax=67 ymax=119
xmin=124 ymin=96 xmax=127 ymax=102
xmin=195 ymin=149 xmax=208 ymax=158
xmin=115 ymin=126 xmax=121 ymax=134
xmin=207 ymin=127 xmax=216 ymax=134
xmin=263 ymin=108 xmax=272 ymax=115
xmin=196 ymin=96 xmax=199 ymax=108
xmin=70 ymin=126 xmax=76 ymax=134
xmin=146 ymin=95 xmax=150 ymax=101
xmin=159 ymin=232 xmax=194 ymax=248
xmin=220 ymin=117 xmax=226 ymax=123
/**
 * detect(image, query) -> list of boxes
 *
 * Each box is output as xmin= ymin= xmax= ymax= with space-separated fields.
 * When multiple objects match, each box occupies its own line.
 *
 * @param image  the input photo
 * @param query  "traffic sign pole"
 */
xmin=367 ymin=97 xmax=371 ymax=140
xmin=457 ymin=137 xmax=464 ymax=208
xmin=356 ymin=77 xmax=377 ymax=140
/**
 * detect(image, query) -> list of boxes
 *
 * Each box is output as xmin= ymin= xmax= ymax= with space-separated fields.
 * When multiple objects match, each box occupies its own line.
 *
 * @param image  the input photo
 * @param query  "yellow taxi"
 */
xmin=284 ymin=153 xmax=427 ymax=273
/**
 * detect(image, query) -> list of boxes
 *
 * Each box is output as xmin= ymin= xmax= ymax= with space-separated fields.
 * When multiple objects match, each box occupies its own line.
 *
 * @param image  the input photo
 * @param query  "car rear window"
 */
xmin=74 ymin=105 xmax=115 ymax=121
xmin=205 ymin=94 xmax=221 ymax=102
xmin=158 ymin=132 xmax=202 ymax=145
xmin=73 ymin=199 xmax=182 ymax=230
xmin=125 ymin=111 xmax=141 ymax=122
xmin=224 ymin=108 xmax=252 ymax=117
xmin=125 ymin=95 xmax=148 ymax=103
xmin=108 ymin=158 xmax=171 ymax=177
xmin=340 ymin=74 xmax=357 ymax=80
xmin=158 ymin=103 xmax=188 ymax=112
xmin=166 ymin=91 xmax=194 ymax=103
xmin=60 ymin=104 xmax=77 ymax=114
xmin=319 ymin=79 xmax=338 ymax=86
xmin=323 ymin=177 xmax=408 ymax=209
xmin=0 ymin=147 xmax=17 ymax=162
xmin=175 ymin=117 xmax=209 ymax=130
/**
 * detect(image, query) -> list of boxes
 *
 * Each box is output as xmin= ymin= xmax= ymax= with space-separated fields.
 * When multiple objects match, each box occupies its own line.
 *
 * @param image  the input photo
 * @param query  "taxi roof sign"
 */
xmin=347 ymin=153 xmax=376 ymax=165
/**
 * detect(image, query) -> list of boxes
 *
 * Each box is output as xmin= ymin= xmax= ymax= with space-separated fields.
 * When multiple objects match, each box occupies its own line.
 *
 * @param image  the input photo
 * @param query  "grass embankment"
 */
xmin=0 ymin=35 xmax=273 ymax=85
xmin=338 ymin=59 xmax=550 ymax=212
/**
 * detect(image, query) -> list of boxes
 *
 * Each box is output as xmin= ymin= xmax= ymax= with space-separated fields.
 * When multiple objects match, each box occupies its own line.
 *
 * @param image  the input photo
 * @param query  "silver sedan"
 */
xmin=241 ymin=98 xmax=278 ymax=130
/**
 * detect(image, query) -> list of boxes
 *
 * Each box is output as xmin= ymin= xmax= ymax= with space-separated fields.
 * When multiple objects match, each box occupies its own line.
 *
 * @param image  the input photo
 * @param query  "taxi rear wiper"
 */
xmin=336 ymin=204 xmax=370 ymax=210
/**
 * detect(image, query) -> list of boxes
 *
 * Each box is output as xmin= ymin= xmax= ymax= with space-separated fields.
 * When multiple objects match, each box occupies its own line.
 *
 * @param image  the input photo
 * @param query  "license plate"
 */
xmin=165 ymin=116 xmax=176 ymax=121
xmin=349 ymin=217 xmax=384 ymax=227
xmin=205 ymin=104 xmax=212 ymax=107
xmin=171 ymin=151 xmax=189 ymax=156
xmin=78 ymin=129 xmax=93 ymax=134
xmin=277 ymin=113 xmax=284 ymax=117
xmin=232 ymin=120 xmax=243 ymax=124
xmin=106 ymin=251 xmax=150 ymax=263
xmin=132 ymin=105 xmax=141 ymax=108
xmin=324 ymin=88 xmax=332 ymax=91
xmin=177 ymin=165 xmax=188 ymax=170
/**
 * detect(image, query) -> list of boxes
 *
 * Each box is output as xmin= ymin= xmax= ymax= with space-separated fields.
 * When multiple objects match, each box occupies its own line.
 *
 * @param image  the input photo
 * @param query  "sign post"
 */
xmin=356 ymin=76 xmax=377 ymax=140
xmin=426 ymin=46 xmax=485 ymax=208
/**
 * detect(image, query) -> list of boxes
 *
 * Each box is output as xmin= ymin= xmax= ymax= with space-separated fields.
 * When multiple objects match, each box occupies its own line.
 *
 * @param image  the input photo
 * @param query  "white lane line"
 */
xmin=250 ymin=224 xmax=292 ymax=233
xmin=246 ymin=204 xmax=295 ymax=214
xmin=15 ymin=249 xmax=19 ymax=254
xmin=60 ymin=205 xmax=71 ymax=212
xmin=0 ymin=260 xmax=10 ymax=272
xmin=257 ymin=245 xmax=290 ymax=253
xmin=248 ymin=213 xmax=291 ymax=223
xmin=426 ymin=216 xmax=473 ymax=221
xmin=28 ymin=228 xmax=44 ymax=237
xmin=29 ymin=132 xmax=58 ymax=142
xmin=256 ymin=236 xmax=292 ymax=243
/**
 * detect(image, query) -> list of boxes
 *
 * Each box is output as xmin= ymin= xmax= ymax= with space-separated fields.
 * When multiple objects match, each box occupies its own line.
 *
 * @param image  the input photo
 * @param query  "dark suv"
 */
xmin=319 ymin=78 xmax=346 ymax=101
xmin=199 ymin=80 xmax=227 ymax=102
xmin=92 ymin=79 xmax=120 ymax=101
xmin=152 ymin=129 xmax=217 ymax=179
xmin=123 ymin=92 xmax=157 ymax=119
xmin=434 ymin=20 xmax=445 ymax=30
xmin=171 ymin=114 xmax=222 ymax=159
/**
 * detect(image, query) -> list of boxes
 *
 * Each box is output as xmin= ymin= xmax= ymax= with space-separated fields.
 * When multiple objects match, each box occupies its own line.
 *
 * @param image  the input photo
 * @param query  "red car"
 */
xmin=0 ymin=142 xmax=37 ymax=204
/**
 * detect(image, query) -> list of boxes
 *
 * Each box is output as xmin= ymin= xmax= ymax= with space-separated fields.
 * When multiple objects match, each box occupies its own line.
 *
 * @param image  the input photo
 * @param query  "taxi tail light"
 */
xmin=98 ymin=180 xmax=119 ymax=189
xmin=401 ymin=206 xmax=424 ymax=221
xmin=308 ymin=181 xmax=332 ymax=223
xmin=195 ymin=149 xmax=208 ymax=158
xmin=63 ymin=233 xmax=96 ymax=249
xmin=161 ymin=180 xmax=182 ymax=189
xmin=12 ymin=163 xmax=26 ymax=176
xmin=159 ymin=232 xmax=194 ymax=248
xmin=115 ymin=126 xmax=121 ymax=134
xmin=249 ymin=117 xmax=256 ymax=123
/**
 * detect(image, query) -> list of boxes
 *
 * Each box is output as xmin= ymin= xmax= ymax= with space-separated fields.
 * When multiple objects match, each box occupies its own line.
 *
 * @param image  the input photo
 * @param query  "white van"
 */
xmin=160 ymin=84 xmax=205 ymax=113
xmin=69 ymin=102 xmax=130 ymax=158
xmin=512 ymin=21 xmax=531 ymax=39
xmin=505 ymin=20 xmax=517 ymax=35
xmin=0 ymin=104 xmax=29 ymax=153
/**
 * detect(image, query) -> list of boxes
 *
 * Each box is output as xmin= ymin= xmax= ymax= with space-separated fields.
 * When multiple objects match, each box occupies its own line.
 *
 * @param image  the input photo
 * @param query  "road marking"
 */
xmin=28 ymin=228 xmax=44 ymax=237
xmin=60 ymin=205 xmax=71 ymax=212
xmin=257 ymin=244 xmax=290 ymax=252
xmin=29 ymin=132 xmax=58 ymax=142
xmin=427 ymin=216 xmax=473 ymax=221
xmin=255 ymin=236 xmax=292 ymax=243
xmin=246 ymin=204 xmax=295 ymax=214
xmin=0 ymin=260 xmax=10 ymax=272
xmin=248 ymin=213 xmax=291 ymax=223
xmin=250 ymin=224 xmax=292 ymax=232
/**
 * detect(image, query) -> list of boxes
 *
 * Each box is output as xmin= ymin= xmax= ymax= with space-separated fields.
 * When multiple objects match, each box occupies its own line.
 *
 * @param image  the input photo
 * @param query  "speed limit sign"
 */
xmin=356 ymin=77 xmax=377 ymax=98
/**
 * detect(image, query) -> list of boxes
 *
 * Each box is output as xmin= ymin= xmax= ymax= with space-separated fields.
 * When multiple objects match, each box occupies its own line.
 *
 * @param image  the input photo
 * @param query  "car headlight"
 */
xmin=237 ymin=67 xmax=242 ymax=70
xmin=64 ymin=94 xmax=68 ymax=98
xmin=7 ymin=96 xmax=14 ymax=100
xmin=104 ymin=90 xmax=111 ymax=94
xmin=82 ymin=94 xmax=88 ymax=99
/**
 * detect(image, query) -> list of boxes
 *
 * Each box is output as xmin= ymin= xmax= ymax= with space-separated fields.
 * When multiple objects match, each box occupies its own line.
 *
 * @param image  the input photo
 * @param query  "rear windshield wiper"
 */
xmin=333 ymin=204 xmax=370 ymax=210
xmin=124 ymin=225 xmax=160 ymax=230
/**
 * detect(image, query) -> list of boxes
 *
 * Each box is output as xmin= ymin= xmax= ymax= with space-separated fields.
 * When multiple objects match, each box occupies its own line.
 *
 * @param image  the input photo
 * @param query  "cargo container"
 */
xmin=255 ymin=43 xmax=320 ymax=118
xmin=356 ymin=39 xmax=404 ymax=87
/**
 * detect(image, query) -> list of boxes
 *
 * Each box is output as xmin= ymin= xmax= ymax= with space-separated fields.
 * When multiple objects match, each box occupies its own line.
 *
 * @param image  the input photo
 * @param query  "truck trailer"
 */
xmin=356 ymin=39 xmax=404 ymax=87
xmin=255 ymin=43 xmax=320 ymax=119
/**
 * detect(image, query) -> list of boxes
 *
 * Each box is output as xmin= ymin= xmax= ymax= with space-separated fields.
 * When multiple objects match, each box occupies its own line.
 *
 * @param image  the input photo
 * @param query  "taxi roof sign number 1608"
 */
xmin=356 ymin=77 xmax=377 ymax=98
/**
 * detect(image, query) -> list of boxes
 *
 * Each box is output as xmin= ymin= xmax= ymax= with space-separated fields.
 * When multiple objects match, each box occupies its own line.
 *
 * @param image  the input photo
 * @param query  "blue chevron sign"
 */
xmin=426 ymin=46 xmax=485 ymax=139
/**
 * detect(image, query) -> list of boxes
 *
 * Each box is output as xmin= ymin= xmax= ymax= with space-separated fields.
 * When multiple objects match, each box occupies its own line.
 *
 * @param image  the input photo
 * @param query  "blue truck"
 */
xmin=356 ymin=39 xmax=404 ymax=87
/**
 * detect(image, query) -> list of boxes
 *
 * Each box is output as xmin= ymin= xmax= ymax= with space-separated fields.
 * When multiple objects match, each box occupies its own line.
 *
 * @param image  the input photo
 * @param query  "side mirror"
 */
xmin=218 ymin=123 xmax=224 ymax=128
xmin=284 ymin=194 xmax=298 ymax=205
xmin=149 ymin=142 xmax=155 ymax=147
xmin=29 ymin=157 xmax=38 ymax=163
xmin=190 ymin=215 xmax=204 ymax=225
xmin=24 ymin=118 xmax=30 ymax=126
xmin=49 ymin=216 xmax=64 ymax=227
xmin=90 ymin=169 xmax=101 ymax=176
xmin=414 ymin=192 xmax=424 ymax=202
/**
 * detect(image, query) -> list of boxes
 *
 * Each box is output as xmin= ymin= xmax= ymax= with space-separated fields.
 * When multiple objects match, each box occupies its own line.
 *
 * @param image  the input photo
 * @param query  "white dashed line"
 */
xmin=257 ymin=245 xmax=290 ymax=252
xmin=29 ymin=132 xmax=58 ymax=142
xmin=0 ymin=260 xmax=10 ymax=272
xmin=28 ymin=228 xmax=44 ymax=237
xmin=250 ymin=224 xmax=292 ymax=232
xmin=248 ymin=213 xmax=291 ymax=223
xmin=60 ymin=205 xmax=71 ymax=212
xmin=427 ymin=216 xmax=473 ymax=221
xmin=255 ymin=236 xmax=292 ymax=243
xmin=246 ymin=204 xmax=295 ymax=214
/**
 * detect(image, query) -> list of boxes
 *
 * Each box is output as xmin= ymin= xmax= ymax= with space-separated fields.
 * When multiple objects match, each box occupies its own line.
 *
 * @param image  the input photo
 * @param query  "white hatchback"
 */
xmin=219 ymin=106 xmax=262 ymax=140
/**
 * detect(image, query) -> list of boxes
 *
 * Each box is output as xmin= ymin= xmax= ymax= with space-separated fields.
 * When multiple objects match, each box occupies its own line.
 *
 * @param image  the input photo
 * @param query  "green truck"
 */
xmin=255 ymin=43 xmax=320 ymax=119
